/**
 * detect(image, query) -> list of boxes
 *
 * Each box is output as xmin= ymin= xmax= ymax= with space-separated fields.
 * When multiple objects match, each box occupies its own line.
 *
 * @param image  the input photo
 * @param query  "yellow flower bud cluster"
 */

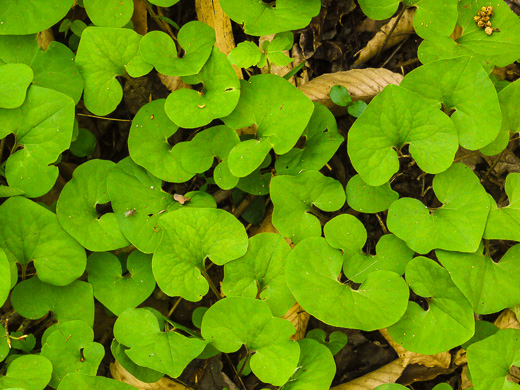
xmin=474 ymin=6 xmax=497 ymax=35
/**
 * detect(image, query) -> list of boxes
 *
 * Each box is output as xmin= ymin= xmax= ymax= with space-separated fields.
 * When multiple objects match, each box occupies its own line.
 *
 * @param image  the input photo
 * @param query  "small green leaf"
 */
xmin=387 ymin=163 xmax=490 ymax=254
xmin=0 ymin=248 xmax=10 ymax=308
xmin=41 ymin=320 xmax=105 ymax=388
xmin=286 ymin=237 xmax=410 ymax=331
xmin=271 ymin=170 xmax=346 ymax=244
xmin=437 ymin=243 xmax=520 ymax=315
xmin=87 ymin=251 xmax=155 ymax=315
xmin=404 ymin=0 xmax=458 ymax=39
xmin=305 ymin=329 xmax=348 ymax=356
xmin=348 ymin=84 xmax=458 ymax=186
xmin=347 ymin=100 xmax=367 ymax=117
xmin=153 ymin=208 xmax=248 ymax=301
xmin=357 ymin=0 xmax=401 ymax=19
xmin=236 ymin=156 xmax=271 ymax=195
xmin=266 ymin=32 xmax=294 ymax=66
xmin=148 ymin=0 xmax=180 ymax=5
xmin=0 ymin=196 xmax=86 ymax=286
xmin=165 ymin=47 xmax=240 ymax=128
xmin=346 ymin=174 xmax=398 ymax=213
xmin=329 ymin=85 xmax=352 ymax=106
xmin=228 ymin=41 xmax=263 ymax=68
xmin=57 ymin=373 xmax=136 ymax=389
xmin=484 ymin=172 xmax=520 ymax=241
xmin=222 ymin=233 xmax=294 ymax=317
xmin=9 ymin=332 xmax=36 ymax=353
xmin=0 ymin=63 xmax=33 ymax=109
xmin=11 ymin=277 xmax=95 ymax=326
xmin=70 ymin=128 xmax=97 ymax=157
xmin=70 ymin=20 xmax=88 ymax=37
xmin=111 ymin=339 xmax=165 ymax=383
xmin=201 ymin=297 xmax=300 ymax=386
xmin=84 ymin=0 xmax=134 ymax=27
xmin=0 ymin=355 xmax=53 ymax=390
xmin=140 ymin=22 xmax=215 ymax=76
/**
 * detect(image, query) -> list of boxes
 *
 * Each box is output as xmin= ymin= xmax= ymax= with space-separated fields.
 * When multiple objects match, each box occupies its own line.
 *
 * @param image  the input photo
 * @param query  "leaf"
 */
xmin=467 ymin=329 xmax=520 ymax=390
xmin=87 ymin=251 xmax=156 ymax=316
xmin=437 ymin=243 xmax=520 ymax=315
xmin=84 ymin=0 xmax=134 ymax=27
xmin=404 ymin=0 xmax=459 ymax=39
xmin=152 ymin=207 xmax=248 ymax=301
xmin=219 ymin=0 xmax=320 ymax=35
xmin=11 ymin=277 xmax=95 ymax=326
xmin=346 ymin=174 xmax=399 ymax=213
xmin=236 ymin=155 xmax=271 ymax=195
xmin=70 ymin=128 xmax=97 ymax=158
xmin=275 ymin=103 xmax=343 ymax=176
xmin=387 ymin=257 xmax=475 ymax=355
xmin=347 ymin=84 xmax=458 ymax=186
xmin=57 ymin=373 xmax=136 ymax=390
xmin=114 ymin=308 xmax=207 ymax=378
xmin=0 ymin=355 xmax=53 ymax=390
xmin=265 ymin=32 xmax=294 ymax=66
xmin=201 ymin=297 xmax=300 ymax=386
xmin=324 ymin=214 xmax=414 ymax=283
xmin=41 ymin=320 xmax=105 ymax=388
xmin=282 ymin=338 xmax=336 ymax=390
xmin=0 ymin=196 xmax=86 ymax=286
xmin=148 ymin=0 xmax=180 ymax=5
xmin=0 ymin=0 xmax=74 ymax=35
xmin=164 ymin=47 xmax=240 ymax=128
xmin=400 ymin=56 xmax=501 ymax=150
xmin=0 ymin=63 xmax=33 ymax=109
xmin=222 ymin=233 xmax=294 ymax=317
xmin=228 ymin=41 xmax=263 ymax=68
xmin=110 ymin=339 xmax=165 ymax=383
xmin=223 ymin=74 xmax=314 ymax=177
xmin=387 ymin=163 xmax=490 ymax=254
xmin=357 ymin=0 xmax=401 ymax=19
xmin=305 ymin=329 xmax=348 ymax=356
xmin=286 ymin=237 xmax=410 ymax=331
xmin=484 ymin=173 xmax=520 ymax=241
xmin=499 ymin=79 xmax=520 ymax=135
xmin=271 ymin=170 xmax=346 ymax=244
xmin=76 ymin=27 xmax=153 ymax=116
xmin=329 ymin=85 xmax=352 ymax=106
xmin=140 ymin=22 xmax=215 ymax=76
xmin=0 ymin=248 xmax=10 ymax=308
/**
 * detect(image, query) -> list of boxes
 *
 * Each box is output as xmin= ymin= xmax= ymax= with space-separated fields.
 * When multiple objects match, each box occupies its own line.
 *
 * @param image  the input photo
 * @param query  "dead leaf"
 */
xmin=331 ymin=359 xmax=405 ymax=390
xmin=398 ymin=363 xmax=456 ymax=386
xmin=353 ymin=8 xmax=415 ymax=66
xmin=453 ymin=348 xmax=467 ymax=366
xmin=282 ymin=302 xmax=310 ymax=341
xmin=132 ymin=0 xmax=148 ymax=35
xmin=173 ymin=193 xmax=190 ymax=204
xmin=379 ymin=328 xmax=451 ymax=368
xmin=494 ymin=308 xmax=520 ymax=329
xmin=461 ymin=365 xmax=473 ymax=389
xmin=157 ymin=73 xmax=192 ymax=92
xmin=483 ymin=148 xmax=520 ymax=177
xmin=37 ymin=28 xmax=55 ymax=51
xmin=110 ymin=361 xmax=188 ymax=389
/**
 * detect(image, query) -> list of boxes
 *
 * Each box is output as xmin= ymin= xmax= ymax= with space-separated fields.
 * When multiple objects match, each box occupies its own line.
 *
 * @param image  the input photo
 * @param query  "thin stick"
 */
xmin=167 ymin=297 xmax=183 ymax=318
xmin=76 ymin=113 xmax=131 ymax=122
xmin=376 ymin=4 xmax=408 ymax=61
xmin=375 ymin=213 xmax=389 ymax=234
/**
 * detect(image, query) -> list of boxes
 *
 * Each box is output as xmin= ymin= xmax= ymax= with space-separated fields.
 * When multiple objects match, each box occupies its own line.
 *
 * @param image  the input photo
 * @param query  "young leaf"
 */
xmin=165 ymin=47 xmax=240 ymax=128
xmin=404 ymin=0 xmax=458 ymax=39
xmin=153 ymin=208 xmax=248 ymax=301
xmin=84 ymin=0 xmax=134 ymax=28
xmin=201 ymin=297 xmax=300 ymax=386
xmin=0 ymin=248 xmax=10 ymax=308
xmin=111 ymin=339 xmax=165 ymax=383
xmin=11 ymin=278 xmax=95 ymax=326
xmin=57 ymin=373 xmax=136 ymax=389
xmin=347 ymin=84 xmax=458 ymax=186
xmin=236 ymin=154 xmax=271 ymax=195
xmin=357 ymin=0 xmax=401 ymax=20
xmin=0 ymin=63 xmax=33 ymax=109
xmin=228 ymin=41 xmax=263 ymax=68
xmin=305 ymin=329 xmax=348 ymax=356
xmin=41 ymin=320 xmax=105 ymax=388
xmin=400 ymin=56 xmax=501 ymax=150
xmin=346 ymin=174 xmax=399 ymax=213
xmin=87 ymin=251 xmax=156 ymax=316
xmin=387 ymin=163 xmax=490 ymax=254
xmin=223 ymin=74 xmax=314 ymax=177
xmin=387 ymin=257 xmax=475 ymax=355
xmin=0 ymin=355 xmax=53 ymax=390
xmin=437 ymin=243 xmax=520 ymax=315
xmin=140 ymin=22 xmax=215 ymax=76
xmin=286 ymin=237 xmax=410 ymax=331
xmin=222 ymin=233 xmax=294 ymax=317
xmin=484 ymin=173 xmax=520 ymax=241
xmin=70 ymin=128 xmax=97 ymax=158
xmin=329 ymin=85 xmax=352 ymax=106
xmin=57 ymin=159 xmax=129 ymax=251
xmin=266 ymin=32 xmax=294 ymax=66
xmin=270 ymin=170 xmax=346 ymax=244
xmin=114 ymin=308 xmax=207 ymax=378
xmin=0 ymin=196 xmax=86 ymax=286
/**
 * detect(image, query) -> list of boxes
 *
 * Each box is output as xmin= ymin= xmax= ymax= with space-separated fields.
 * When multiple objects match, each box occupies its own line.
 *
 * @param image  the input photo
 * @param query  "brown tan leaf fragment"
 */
xmin=110 ymin=361 xmax=188 ymax=389
xmin=330 ymin=359 xmax=405 ymax=390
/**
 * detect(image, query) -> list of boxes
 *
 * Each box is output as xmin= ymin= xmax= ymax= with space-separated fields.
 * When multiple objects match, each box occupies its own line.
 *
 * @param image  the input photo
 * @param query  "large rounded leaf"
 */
xmin=153 ymin=208 xmax=248 ymax=301
xmin=387 ymin=257 xmax=474 ymax=355
xmin=58 ymin=373 xmax=135 ymax=390
xmin=110 ymin=339 xmax=164 ymax=383
xmin=357 ymin=0 xmax=400 ymax=20
xmin=347 ymin=84 xmax=458 ymax=186
xmin=0 ymin=196 xmax=86 ymax=286
xmin=346 ymin=174 xmax=398 ymax=213
xmin=405 ymin=0 xmax=458 ymax=39
xmin=0 ymin=63 xmax=33 ymax=109
xmin=84 ymin=0 xmax=134 ymax=27
xmin=0 ymin=355 xmax=53 ymax=390
xmin=270 ymin=170 xmax=346 ymax=244
xmin=201 ymin=297 xmax=300 ymax=386
xmin=0 ymin=248 xmax=10 ymax=308
xmin=387 ymin=163 xmax=490 ymax=254
xmin=57 ymin=159 xmax=129 ymax=251
xmin=286 ymin=237 xmax=409 ymax=331
xmin=484 ymin=172 xmax=520 ymax=241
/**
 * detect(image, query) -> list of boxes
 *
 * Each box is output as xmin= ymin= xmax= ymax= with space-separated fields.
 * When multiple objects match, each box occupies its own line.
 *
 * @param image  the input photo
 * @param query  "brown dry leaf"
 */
xmin=282 ymin=302 xmax=310 ymax=341
xmin=37 ymin=28 xmax=55 ymax=51
xmin=110 ymin=361 xmax=188 ymax=389
xmin=331 ymin=359 xmax=405 ymax=390
xmin=353 ymin=8 xmax=415 ymax=67
xmin=494 ymin=308 xmax=520 ymax=329
xmin=398 ymin=364 xmax=457 ymax=386
xmin=298 ymin=68 xmax=403 ymax=116
xmin=461 ymin=365 xmax=473 ymax=389
xmin=157 ymin=73 xmax=192 ymax=92
xmin=483 ymin=148 xmax=520 ymax=177
xmin=132 ymin=0 xmax=148 ymax=35
xmin=379 ymin=328 xmax=451 ymax=368
xmin=453 ymin=348 xmax=467 ymax=366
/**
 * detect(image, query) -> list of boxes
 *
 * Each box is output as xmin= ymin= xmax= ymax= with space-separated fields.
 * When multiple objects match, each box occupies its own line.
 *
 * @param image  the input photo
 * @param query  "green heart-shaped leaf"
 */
xmin=87 ymin=251 xmax=156 ymax=315
xmin=305 ymin=329 xmax=348 ymax=356
xmin=437 ymin=243 xmax=520 ymax=315
xmin=346 ymin=174 xmax=399 ymax=213
xmin=222 ymin=233 xmax=294 ymax=317
xmin=228 ymin=41 xmax=263 ymax=68
xmin=357 ymin=0 xmax=400 ymax=20
xmin=286 ymin=237 xmax=410 ymax=331
xmin=0 ymin=248 xmax=10 ymax=308
xmin=11 ymin=277 xmax=95 ymax=326
xmin=153 ymin=207 xmax=248 ymax=301
xmin=484 ymin=172 xmax=520 ymax=241
xmin=348 ymin=84 xmax=458 ymax=186
xmin=165 ymin=47 xmax=240 ymax=128
xmin=224 ymin=74 xmax=314 ymax=177
xmin=111 ymin=339 xmax=164 ymax=383
xmin=57 ymin=159 xmax=129 ymax=251
xmin=404 ymin=0 xmax=458 ymax=39
xmin=0 ymin=355 xmax=53 ymax=390
xmin=114 ymin=308 xmax=207 ymax=378
xmin=41 ymin=320 xmax=104 ymax=388
xmin=236 ymin=154 xmax=271 ymax=195
xmin=400 ymin=56 xmax=501 ymax=150
xmin=57 ymin=373 xmax=136 ymax=389
xmin=0 ymin=63 xmax=33 ymax=109
xmin=387 ymin=163 xmax=490 ymax=254
xmin=275 ymin=103 xmax=343 ymax=176
xmin=140 ymin=21 xmax=215 ymax=76
xmin=84 ymin=0 xmax=134 ymax=27
xmin=271 ymin=170 xmax=346 ymax=244
xmin=0 ymin=196 xmax=86 ymax=286
xmin=201 ymin=297 xmax=299 ymax=386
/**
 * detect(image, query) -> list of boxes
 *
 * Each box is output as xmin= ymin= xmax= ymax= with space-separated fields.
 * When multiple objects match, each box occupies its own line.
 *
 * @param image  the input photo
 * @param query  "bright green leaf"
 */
xmin=347 ymin=100 xmax=367 ymax=117
xmin=111 ymin=339 xmax=164 ymax=383
xmin=266 ymin=32 xmax=294 ymax=66
xmin=228 ymin=41 xmax=262 ymax=68
xmin=305 ymin=329 xmax=348 ymax=356
xmin=0 ymin=248 xmax=10 ymax=308
xmin=236 ymin=156 xmax=271 ymax=195
xmin=329 ymin=85 xmax=352 ymax=106
xmin=462 ymin=320 xmax=499 ymax=350
xmin=84 ymin=0 xmax=134 ymax=27
xmin=70 ymin=128 xmax=97 ymax=158
xmin=404 ymin=0 xmax=458 ymax=39
xmin=57 ymin=373 xmax=135 ymax=390
xmin=148 ymin=0 xmax=180 ymax=5
xmin=499 ymin=78 xmax=520 ymax=135
xmin=357 ymin=0 xmax=401 ymax=19
xmin=0 ymin=355 xmax=53 ymax=390
xmin=9 ymin=332 xmax=36 ymax=353
xmin=484 ymin=173 xmax=520 ymax=241
xmin=0 ymin=63 xmax=33 ymax=109
xmin=346 ymin=174 xmax=398 ymax=213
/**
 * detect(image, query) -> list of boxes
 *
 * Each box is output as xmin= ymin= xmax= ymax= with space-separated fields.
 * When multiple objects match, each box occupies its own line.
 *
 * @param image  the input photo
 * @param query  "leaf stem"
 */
xmin=0 ymin=137 xmax=5 ymax=164
xmin=76 ymin=113 xmax=131 ymax=122
xmin=202 ymin=258 xmax=221 ymax=299
xmin=375 ymin=213 xmax=389 ymax=234
xmin=236 ymin=351 xmax=252 ymax=380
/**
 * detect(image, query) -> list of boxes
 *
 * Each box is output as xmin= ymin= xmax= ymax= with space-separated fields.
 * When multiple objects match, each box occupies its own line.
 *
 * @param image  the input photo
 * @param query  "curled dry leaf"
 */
xmin=398 ymin=363 xmax=457 ymax=387
xmin=330 ymin=358 xmax=405 ymax=390
xmin=379 ymin=328 xmax=451 ymax=369
xmin=173 ymin=193 xmax=190 ymax=205
xmin=157 ymin=73 xmax=192 ymax=92
xmin=132 ymin=0 xmax=148 ymax=35
xmin=353 ymin=8 xmax=415 ymax=67
xmin=298 ymin=68 xmax=403 ymax=116
xmin=110 ymin=361 xmax=187 ymax=389
xmin=37 ymin=28 xmax=55 ymax=51
xmin=283 ymin=302 xmax=310 ymax=341
xmin=494 ymin=308 xmax=520 ymax=330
